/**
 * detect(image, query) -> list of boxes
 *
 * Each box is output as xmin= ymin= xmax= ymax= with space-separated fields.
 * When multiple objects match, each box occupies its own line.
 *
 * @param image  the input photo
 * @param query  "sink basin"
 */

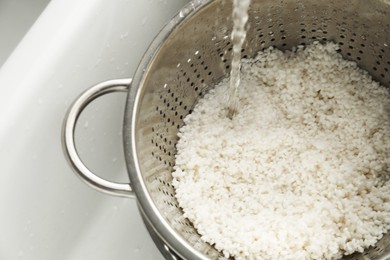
xmin=0 ymin=0 xmax=189 ymax=259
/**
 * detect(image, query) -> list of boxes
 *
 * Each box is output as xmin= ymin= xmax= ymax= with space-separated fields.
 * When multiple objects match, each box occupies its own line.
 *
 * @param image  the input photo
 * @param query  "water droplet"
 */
xmin=163 ymin=83 xmax=168 ymax=88
xmin=94 ymin=58 xmax=102 ymax=67
xmin=187 ymin=58 xmax=192 ymax=63
xmin=112 ymin=157 xmax=118 ymax=163
xmin=37 ymin=99 xmax=43 ymax=104
xmin=194 ymin=50 xmax=200 ymax=55
xmin=211 ymin=36 xmax=217 ymax=41
xmin=84 ymin=121 xmax=89 ymax=129
xmin=141 ymin=17 xmax=147 ymax=25
xmin=18 ymin=251 xmax=24 ymax=257
xmin=119 ymin=32 xmax=129 ymax=40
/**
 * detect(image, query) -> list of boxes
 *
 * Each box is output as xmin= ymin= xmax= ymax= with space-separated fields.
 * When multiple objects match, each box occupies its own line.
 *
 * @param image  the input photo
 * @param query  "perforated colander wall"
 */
xmin=129 ymin=0 xmax=390 ymax=259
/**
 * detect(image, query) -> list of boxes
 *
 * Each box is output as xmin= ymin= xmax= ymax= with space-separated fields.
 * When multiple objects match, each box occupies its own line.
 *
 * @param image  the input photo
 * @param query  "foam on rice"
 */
xmin=172 ymin=42 xmax=390 ymax=259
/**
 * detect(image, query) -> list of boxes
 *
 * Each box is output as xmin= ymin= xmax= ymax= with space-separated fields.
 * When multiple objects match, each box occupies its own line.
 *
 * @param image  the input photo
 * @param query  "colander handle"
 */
xmin=62 ymin=78 xmax=135 ymax=198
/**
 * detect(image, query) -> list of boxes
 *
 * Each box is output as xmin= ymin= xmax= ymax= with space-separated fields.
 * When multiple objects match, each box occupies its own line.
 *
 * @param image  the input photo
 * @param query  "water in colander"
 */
xmin=171 ymin=1 xmax=390 ymax=259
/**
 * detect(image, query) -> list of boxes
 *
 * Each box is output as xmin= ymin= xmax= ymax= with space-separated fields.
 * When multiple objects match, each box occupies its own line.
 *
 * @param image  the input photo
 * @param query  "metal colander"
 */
xmin=64 ymin=0 xmax=390 ymax=259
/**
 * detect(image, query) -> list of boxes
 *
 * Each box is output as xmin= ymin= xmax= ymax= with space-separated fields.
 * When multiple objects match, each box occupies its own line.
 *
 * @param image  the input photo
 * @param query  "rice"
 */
xmin=172 ymin=42 xmax=390 ymax=260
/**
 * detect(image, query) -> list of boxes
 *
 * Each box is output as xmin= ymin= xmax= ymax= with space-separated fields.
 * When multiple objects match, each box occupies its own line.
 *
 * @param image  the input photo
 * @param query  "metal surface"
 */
xmin=124 ymin=0 xmax=390 ymax=259
xmin=63 ymin=78 xmax=135 ymax=199
xmin=63 ymin=0 xmax=390 ymax=259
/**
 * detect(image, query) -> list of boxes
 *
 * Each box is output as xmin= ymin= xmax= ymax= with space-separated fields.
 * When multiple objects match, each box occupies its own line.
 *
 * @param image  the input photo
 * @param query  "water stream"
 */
xmin=227 ymin=0 xmax=251 ymax=119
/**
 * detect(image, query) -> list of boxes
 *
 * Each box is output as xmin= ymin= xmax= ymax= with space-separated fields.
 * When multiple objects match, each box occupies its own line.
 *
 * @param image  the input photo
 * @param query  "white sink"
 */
xmin=0 ymin=0 xmax=189 ymax=259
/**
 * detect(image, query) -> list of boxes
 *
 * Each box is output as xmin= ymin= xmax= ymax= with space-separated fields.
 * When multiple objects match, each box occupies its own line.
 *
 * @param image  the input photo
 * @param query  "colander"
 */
xmin=62 ymin=0 xmax=390 ymax=259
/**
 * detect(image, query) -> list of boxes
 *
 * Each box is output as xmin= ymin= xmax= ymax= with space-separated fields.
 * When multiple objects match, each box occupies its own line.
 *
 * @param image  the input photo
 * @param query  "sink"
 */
xmin=0 ymin=0 xmax=189 ymax=259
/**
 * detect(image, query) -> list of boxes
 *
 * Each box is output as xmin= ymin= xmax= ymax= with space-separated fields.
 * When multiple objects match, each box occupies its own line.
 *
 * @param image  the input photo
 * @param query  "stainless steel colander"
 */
xmin=63 ymin=0 xmax=390 ymax=259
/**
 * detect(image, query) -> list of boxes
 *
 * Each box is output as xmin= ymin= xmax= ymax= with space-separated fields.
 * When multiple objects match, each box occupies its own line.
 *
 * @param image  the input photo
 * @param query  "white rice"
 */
xmin=172 ymin=42 xmax=390 ymax=260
